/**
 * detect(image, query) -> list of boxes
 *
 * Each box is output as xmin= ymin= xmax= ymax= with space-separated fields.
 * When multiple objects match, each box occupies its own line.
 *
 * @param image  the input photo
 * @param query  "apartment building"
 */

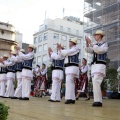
xmin=33 ymin=16 xmax=84 ymax=68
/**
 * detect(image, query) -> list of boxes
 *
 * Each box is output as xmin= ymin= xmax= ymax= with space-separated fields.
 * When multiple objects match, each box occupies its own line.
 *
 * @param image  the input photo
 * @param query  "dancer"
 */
xmin=15 ymin=44 xmax=34 ymax=100
xmin=76 ymin=58 xmax=90 ymax=100
xmin=48 ymin=45 xmax=65 ymax=102
xmin=11 ymin=49 xmax=25 ymax=99
xmin=3 ymin=51 xmax=17 ymax=98
xmin=85 ymin=30 xmax=108 ymax=107
xmin=39 ymin=63 xmax=47 ymax=97
xmin=33 ymin=64 xmax=41 ymax=97
xmin=0 ymin=55 xmax=8 ymax=97
xmin=57 ymin=38 xmax=80 ymax=104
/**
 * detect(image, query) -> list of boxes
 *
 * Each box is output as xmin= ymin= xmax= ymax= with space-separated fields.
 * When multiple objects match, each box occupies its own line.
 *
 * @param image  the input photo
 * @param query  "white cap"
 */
xmin=69 ymin=38 xmax=77 ymax=44
xmin=61 ymin=45 xmax=65 ymax=49
xmin=94 ymin=30 xmax=105 ymax=36
xmin=3 ymin=54 xmax=8 ymax=58
xmin=28 ymin=44 xmax=34 ymax=49
xmin=11 ymin=51 xmax=16 ymax=55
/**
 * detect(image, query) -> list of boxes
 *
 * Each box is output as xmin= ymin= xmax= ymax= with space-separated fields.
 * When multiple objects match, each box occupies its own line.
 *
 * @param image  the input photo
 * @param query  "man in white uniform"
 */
xmin=117 ymin=67 xmax=120 ymax=93
xmin=11 ymin=49 xmax=25 ymax=99
xmin=48 ymin=45 xmax=65 ymax=102
xmin=3 ymin=51 xmax=17 ymax=98
xmin=15 ymin=45 xmax=34 ymax=100
xmin=57 ymin=38 xmax=79 ymax=104
xmin=0 ymin=55 xmax=8 ymax=97
xmin=85 ymin=30 xmax=108 ymax=107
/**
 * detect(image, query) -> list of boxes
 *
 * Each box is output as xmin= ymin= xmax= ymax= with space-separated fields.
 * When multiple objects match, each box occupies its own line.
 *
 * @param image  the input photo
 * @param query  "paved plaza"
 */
xmin=0 ymin=97 xmax=120 ymax=120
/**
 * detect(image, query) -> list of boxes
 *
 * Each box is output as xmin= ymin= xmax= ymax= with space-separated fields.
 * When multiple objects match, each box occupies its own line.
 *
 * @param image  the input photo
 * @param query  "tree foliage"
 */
xmin=0 ymin=102 xmax=10 ymax=120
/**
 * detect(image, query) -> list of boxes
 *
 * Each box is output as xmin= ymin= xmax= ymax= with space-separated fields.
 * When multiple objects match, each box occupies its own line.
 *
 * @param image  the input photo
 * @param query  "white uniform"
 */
xmin=14 ymin=55 xmax=23 ymax=98
xmin=50 ymin=52 xmax=64 ymax=101
xmin=59 ymin=46 xmax=79 ymax=100
xmin=18 ymin=51 xmax=34 ymax=98
xmin=0 ymin=63 xmax=7 ymax=96
xmin=4 ymin=55 xmax=17 ymax=97
xmin=85 ymin=41 xmax=108 ymax=103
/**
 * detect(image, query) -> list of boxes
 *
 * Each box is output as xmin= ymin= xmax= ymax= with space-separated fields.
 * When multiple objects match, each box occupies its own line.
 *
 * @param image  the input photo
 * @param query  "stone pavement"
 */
xmin=0 ymin=97 xmax=120 ymax=120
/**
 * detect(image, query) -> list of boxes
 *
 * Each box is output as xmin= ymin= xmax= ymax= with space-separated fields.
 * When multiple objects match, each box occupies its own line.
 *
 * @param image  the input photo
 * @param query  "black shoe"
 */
xmin=2 ymin=96 xmax=10 ymax=98
xmin=76 ymin=97 xmax=79 ymax=100
xmin=11 ymin=97 xmax=18 ymax=99
xmin=92 ymin=102 xmax=102 ymax=107
xmin=71 ymin=100 xmax=75 ymax=104
xmin=0 ymin=96 xmax=3 ymax=97
xmin=19 ymin=97 xmax=29 ymax=100
xmin=56 ymin=100 xmax=60 ymax=102
xmin=64 ymin=100 xmax=72 ymax=104
xmin=85 ymin=97 xmax=90 ymax=101
xmin=48 ymin=99 xmax=56 ymax=102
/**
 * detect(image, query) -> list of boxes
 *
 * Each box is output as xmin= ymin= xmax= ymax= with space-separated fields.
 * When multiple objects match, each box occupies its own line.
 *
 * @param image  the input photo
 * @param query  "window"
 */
xmin=44 ymin=33 xmax=48 ymax=40
xmin=76 ymin=30 xmax=79 ymax=35
xmin=38 ymin=35 xmax=42 ymax=42
xmin=34 ymin=37 xmax=37 ymax=43
xmin=60 ymin=26 xmax=63 ymax=31
xmin=61 ymin=35 xmax=67 ymax=40
xmin=43 ymin=44 xmax=47 ymax=51
xmin=37 ymin=56 xmax=41 ymax=64
xmin=53 ymin=44 xmax=57 ymax=50
xmin=45 ymin=25 xmax=47 ymax=30
xmin=78 ymin=38 xmax=81 ymax=44
xmin=68 ymin=28 xmax=71 ymax=33
xmin=54 ymin=33 xmax=59 ymax=39
xmin=43 ymin=55 xmax=47 ymax=62
xmin=38 ymin=45 xmax=42 ymax=52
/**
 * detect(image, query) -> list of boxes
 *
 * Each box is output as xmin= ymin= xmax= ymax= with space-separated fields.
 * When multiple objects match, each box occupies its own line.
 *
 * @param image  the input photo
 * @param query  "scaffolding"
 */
xmin=84 ymin=0 xmax=120 ymax=68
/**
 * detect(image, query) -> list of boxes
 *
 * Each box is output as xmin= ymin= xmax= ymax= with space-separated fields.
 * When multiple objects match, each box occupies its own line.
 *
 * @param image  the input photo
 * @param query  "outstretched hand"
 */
xmin=57 ymin=43 xmax=62 ymax=50
xmin=85 ymin=36 xmax=92 ymax=47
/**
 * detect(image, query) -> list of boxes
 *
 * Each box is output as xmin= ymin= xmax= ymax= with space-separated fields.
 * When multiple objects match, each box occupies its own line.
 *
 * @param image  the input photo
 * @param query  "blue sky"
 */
xmin=0 ymin=0 xmax=84 ymax=44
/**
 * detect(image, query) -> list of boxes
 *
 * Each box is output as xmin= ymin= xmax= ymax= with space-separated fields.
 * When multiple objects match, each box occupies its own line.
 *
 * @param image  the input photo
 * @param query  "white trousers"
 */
xmin=4 ymin=79 xmax=14 ymax=97
xmin=92 ymin=74 xmax=103 ymax=103
xmin=51 ymin=79 xmax=61 ymax=101
xmin=0 ymin=81 xmax=6 ymax=96
xmin=65 ymin=75 xmax=75 ymax=100
xmin=14 ymin=79 xmax=22 ymax=97
xmin=22 ymin=78 xmax=31 ymax=98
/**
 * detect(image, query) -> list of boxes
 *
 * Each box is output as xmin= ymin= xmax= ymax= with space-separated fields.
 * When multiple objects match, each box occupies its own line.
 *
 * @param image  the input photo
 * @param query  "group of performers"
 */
xmin=0 ymin=44 xmax=34 ymax=100
xmin=47 ymin=29 xmax=108 ymax=107
xmin=33 ymin=63 xmax=47 ymax=97
xmin=0 ymin=29 xmax=108 ymax=107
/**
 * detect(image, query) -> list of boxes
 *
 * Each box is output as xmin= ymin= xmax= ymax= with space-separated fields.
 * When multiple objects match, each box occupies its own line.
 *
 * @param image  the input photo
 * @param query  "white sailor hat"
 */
xmin=94 ymin=30 xmax=105 ymax=36
xmin=69 ymin=38 xmax=77 ymax=44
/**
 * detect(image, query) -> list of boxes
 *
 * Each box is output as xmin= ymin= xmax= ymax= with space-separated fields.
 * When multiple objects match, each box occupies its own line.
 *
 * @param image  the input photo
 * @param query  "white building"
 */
xmin=0 ymin=21 xmax=17 ymax=56
xmin=33 ymin=16 xmax=84 ymax=68
xmin=15 ymin=31 xmax=23 ymax=48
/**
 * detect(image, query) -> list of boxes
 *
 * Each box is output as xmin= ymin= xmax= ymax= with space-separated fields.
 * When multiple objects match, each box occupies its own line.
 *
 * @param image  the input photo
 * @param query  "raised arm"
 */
xmin=18 ymin=51 xmax=34 ymax=60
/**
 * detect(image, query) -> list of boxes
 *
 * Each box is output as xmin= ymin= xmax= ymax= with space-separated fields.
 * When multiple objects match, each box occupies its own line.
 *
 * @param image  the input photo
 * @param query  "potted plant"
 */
xmin=0 ymin=102 xmax=10 ymax=120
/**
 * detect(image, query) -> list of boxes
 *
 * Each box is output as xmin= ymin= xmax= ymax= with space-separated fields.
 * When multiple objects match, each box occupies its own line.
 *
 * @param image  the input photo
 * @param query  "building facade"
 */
xmin=84 ymin=0 xmax=120 ymax=69
xmin=0 ymin=22 xmax=17 ymax=57
xmin=33 ymin=16 xmax=84 ymax=68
